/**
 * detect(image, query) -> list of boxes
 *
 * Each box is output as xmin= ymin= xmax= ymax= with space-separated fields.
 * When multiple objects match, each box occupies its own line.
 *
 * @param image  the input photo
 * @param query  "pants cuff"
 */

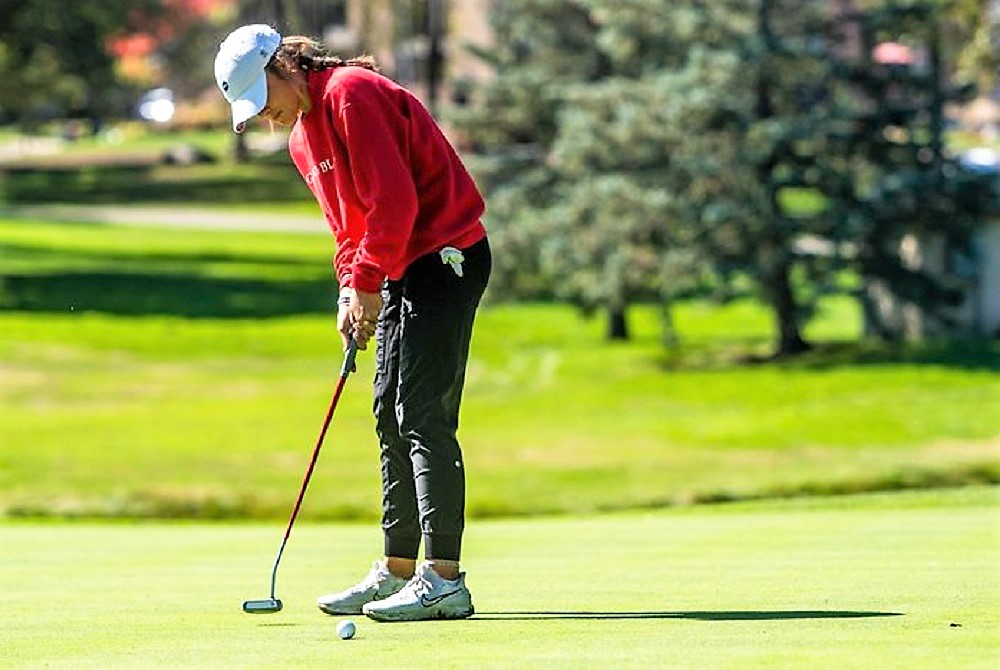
xmin=424 ymin=533 xmax=462 ymax=562
xmin=384 ymin=533 xmax=420 ymax=560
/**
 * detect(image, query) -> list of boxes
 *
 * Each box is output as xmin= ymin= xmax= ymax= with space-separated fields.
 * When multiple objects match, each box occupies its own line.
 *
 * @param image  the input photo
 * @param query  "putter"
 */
xmin=242 ymin=339 xmax=359 ymax=614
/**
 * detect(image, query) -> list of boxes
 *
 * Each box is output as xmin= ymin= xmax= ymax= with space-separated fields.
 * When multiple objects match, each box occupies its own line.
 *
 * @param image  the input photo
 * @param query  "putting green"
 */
xmin=3 ymin=487 xmax=997 ymax=668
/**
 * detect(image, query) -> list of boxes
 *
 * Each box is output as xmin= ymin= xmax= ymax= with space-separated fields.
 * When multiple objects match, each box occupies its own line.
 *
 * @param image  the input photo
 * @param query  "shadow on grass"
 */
xmin=2 ymin=228 xmax=339 ymax=317
xmin=777 ymin=340 xmax=1000 ymax=373
xmin=4 ymin=241 xmax=328 ymax=270
xmin=659 ymin=339 xmax=1000 ymax=373
xmin=0 ymin=271 xmax=335 ymax=318
xmin=1 ymin=161 xmax=312 ymax=204
xmin=474 ymin=610 xmax=903 ymax=621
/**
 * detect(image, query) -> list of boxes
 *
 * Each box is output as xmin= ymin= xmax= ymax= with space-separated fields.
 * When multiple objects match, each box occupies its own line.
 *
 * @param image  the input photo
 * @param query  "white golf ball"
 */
xmin=336 ymin=619 xmax=356 ymax=640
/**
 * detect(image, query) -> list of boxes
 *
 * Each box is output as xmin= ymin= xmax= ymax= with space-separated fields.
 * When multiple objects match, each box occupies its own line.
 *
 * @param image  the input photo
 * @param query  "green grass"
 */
xmin=68 ymin=125 xmax=235 ymax=158
xmin=0 ymin=160 xmax=314 ymax=205
xmin=2 ymin=487 xmax=997 ymax=668
xmin=1 ymin=125 xmax=311 ymax=206
xmin=2 ymin=217 xmax=998 ymax=519
xmin=2 ymin=125 xmax=264 ymax=164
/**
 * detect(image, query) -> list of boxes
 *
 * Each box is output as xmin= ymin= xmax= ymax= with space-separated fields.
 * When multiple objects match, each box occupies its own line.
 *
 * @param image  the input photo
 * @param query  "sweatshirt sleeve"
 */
xmin=332 ymin=82 xmax=419 ymax=293
xmin=331 ymin=216 xmax=357 ymax=287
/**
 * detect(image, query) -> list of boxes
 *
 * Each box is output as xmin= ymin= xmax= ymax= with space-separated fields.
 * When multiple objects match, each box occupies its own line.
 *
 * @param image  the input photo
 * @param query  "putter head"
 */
xmin=242 ymin=598 xmax=283 ymax=614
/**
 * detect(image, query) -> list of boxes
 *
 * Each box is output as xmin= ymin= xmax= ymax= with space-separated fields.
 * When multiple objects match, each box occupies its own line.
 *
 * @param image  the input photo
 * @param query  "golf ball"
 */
xmin=336 ymin=619 xmax=356 ymax=640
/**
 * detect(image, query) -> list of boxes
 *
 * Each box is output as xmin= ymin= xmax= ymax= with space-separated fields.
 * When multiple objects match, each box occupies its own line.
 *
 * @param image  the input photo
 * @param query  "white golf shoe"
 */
xmin=362 ymin=561 xmax=474 ymax=622
xmin=317 ymin=560 xmax=407 ymax=615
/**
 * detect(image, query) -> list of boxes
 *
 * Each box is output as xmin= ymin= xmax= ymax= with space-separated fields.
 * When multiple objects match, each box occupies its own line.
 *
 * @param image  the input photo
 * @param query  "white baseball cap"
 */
xmin=214 ymin=24 xmax=282 ymax=133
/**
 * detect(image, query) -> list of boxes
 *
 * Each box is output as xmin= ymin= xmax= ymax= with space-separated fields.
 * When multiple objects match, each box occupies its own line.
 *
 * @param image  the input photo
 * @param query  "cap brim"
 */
xmin=229 ymin=73 xmax=268 ymax=133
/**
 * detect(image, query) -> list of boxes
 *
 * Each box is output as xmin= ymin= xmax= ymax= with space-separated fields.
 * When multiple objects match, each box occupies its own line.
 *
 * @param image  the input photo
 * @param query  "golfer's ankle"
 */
xmin=385 ymin=556 xmax=415 ymax=579
xmin=427 ymin=559 xmax=460 ymax=581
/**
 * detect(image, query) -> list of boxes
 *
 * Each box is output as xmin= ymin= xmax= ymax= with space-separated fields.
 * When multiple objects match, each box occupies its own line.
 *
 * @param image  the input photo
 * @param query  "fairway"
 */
xmin=2 ymin=217 xmax=999 ymax=520
xmin=3 ymin=487 xmax=997 ymax=668
xmin=2 ymin=216 xmax=998 ymax=667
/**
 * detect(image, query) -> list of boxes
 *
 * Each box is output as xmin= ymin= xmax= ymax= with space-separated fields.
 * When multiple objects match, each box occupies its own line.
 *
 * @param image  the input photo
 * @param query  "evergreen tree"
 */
xmin=542 ymin=1 xmax=752 ymax=341
xmin=633 ymin=0 xmax=834 ymax=354
xmin=456 ymin=0 xmax=833 ymax=352
xmin=453 ymin=0 xmax=992 ymax=350
xmin=819 ymin=0 xmax=993 ymax=338
xmin=448 ymin=0 xmax=607 ymax=306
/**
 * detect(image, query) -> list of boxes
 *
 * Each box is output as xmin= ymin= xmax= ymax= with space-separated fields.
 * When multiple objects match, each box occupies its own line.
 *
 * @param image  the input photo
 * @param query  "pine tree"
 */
xmin=819 ymin=0 xmax=992 ymax=338
xmin=542 ymin=1 xmax=754 ymax=341
xmin=452 ymin=0 xmax=991 ymax=350
xmin=456 ymin=0 xmax=834 ymax=352
xmin=634 ymin=0 xmax=834 ymax=354
xmin=447 ymin=0 xmax=608 ymax=306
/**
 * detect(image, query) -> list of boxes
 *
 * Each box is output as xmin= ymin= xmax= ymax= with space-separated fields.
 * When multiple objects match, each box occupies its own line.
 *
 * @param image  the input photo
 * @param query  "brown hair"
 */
xmin=268 ymin=35 xmax=378 ymax=75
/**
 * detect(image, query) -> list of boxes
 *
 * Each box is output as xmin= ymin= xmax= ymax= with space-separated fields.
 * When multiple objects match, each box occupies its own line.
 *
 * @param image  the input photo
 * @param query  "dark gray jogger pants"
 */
xmin=373 ymin=237 xmax=490 ymax=562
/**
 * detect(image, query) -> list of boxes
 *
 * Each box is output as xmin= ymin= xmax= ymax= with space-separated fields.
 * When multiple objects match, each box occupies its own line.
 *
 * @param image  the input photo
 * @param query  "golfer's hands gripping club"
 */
xmin=337 ymin=287 xmax=382 ymax=351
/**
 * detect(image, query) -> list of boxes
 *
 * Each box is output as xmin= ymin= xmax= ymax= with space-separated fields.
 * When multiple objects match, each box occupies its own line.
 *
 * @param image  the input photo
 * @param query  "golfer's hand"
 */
xmin=336 ymin=293 xmax=353 ymax=352
xmin=349 ymin=289 xmax=382 ymax=350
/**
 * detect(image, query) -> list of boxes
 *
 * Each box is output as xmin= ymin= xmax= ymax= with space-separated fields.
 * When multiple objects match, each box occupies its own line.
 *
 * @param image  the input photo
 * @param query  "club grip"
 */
xmin=340 ymin=338 xmax=359 ymax=378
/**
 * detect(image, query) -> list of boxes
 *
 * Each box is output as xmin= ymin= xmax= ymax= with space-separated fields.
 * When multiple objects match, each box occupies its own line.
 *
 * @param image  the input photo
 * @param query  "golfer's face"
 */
xmin=260 ymin=71 xmax=300 ymax=126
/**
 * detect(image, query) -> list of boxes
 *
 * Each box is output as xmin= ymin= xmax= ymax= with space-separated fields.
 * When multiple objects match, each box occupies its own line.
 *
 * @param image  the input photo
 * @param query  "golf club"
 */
xmin=242 ymin=339 xmax=359 ymax=614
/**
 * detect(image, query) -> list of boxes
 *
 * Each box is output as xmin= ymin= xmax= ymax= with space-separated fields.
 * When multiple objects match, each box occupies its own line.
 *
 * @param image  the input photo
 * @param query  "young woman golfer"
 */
xmin=215 ymin=24 xmax=490 ymax=622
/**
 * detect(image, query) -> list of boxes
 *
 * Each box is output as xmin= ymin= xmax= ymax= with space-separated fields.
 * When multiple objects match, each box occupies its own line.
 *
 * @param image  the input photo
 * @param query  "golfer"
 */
xmin=215 ymin=24 xmax=490 ymax=622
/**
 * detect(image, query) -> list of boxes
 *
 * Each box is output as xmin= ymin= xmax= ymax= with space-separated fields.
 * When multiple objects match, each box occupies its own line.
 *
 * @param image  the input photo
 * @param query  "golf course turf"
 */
xmin=2 ymin=216 xmax=998 ymax=668
xmin=3 ymin=487 xmax=996 ymax=668
xmin=2 ymin=217 xmax=998 ymax=521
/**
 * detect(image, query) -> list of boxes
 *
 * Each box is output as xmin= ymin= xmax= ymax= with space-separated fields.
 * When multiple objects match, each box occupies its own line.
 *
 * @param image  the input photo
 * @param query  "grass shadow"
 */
xmin=1 ymin=162 xmax=312 ymax=204
xmin=3 ymin=241 xmax=328 ymax=270
xmin=474 ymin=610 xmax=904 ymax=621
xmin=775 ymin=340 xmax=1000 ymax=373
xmin=0 ymin=271 xmax=335 ymax=318
xmin=657 ymin=339 xmax=1000 ymax=373
xmin=2 ymin=229 xmax=338 ymax=318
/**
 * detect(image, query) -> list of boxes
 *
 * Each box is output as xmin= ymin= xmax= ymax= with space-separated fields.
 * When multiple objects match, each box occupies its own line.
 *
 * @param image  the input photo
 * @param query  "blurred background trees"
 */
xmin=950 ymin=0 xmax=1000 ymax=92
xmin=0 ymin=1 xmax=351 ymax=130
xmin=0 ymin=0 xmax=996 ymax=355
xmin=453 ymin=0 xmax=998 ymax=354
xmin=819 ymin=1 xmax=993 ymax=340
xmin=0 ymin=0 xmax=163 ymax=129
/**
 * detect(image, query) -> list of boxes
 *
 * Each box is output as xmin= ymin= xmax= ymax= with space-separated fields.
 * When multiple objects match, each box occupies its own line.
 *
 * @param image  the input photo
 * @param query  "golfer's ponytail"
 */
xmin=270 ymin=36 xmax=379 ymax=74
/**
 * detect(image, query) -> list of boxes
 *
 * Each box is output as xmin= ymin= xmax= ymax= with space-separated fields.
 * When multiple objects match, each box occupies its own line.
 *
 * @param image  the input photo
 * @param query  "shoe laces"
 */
xmin=401 ymin=568 xmax=435 ymax=599
xmin=359 ymin=561 xmax=390 ymax=591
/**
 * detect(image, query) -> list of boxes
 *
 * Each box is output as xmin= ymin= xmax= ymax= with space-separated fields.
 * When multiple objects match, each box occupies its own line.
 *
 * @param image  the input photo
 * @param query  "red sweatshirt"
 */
xmin=288 ymin=67 xmax=486 ymax=293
